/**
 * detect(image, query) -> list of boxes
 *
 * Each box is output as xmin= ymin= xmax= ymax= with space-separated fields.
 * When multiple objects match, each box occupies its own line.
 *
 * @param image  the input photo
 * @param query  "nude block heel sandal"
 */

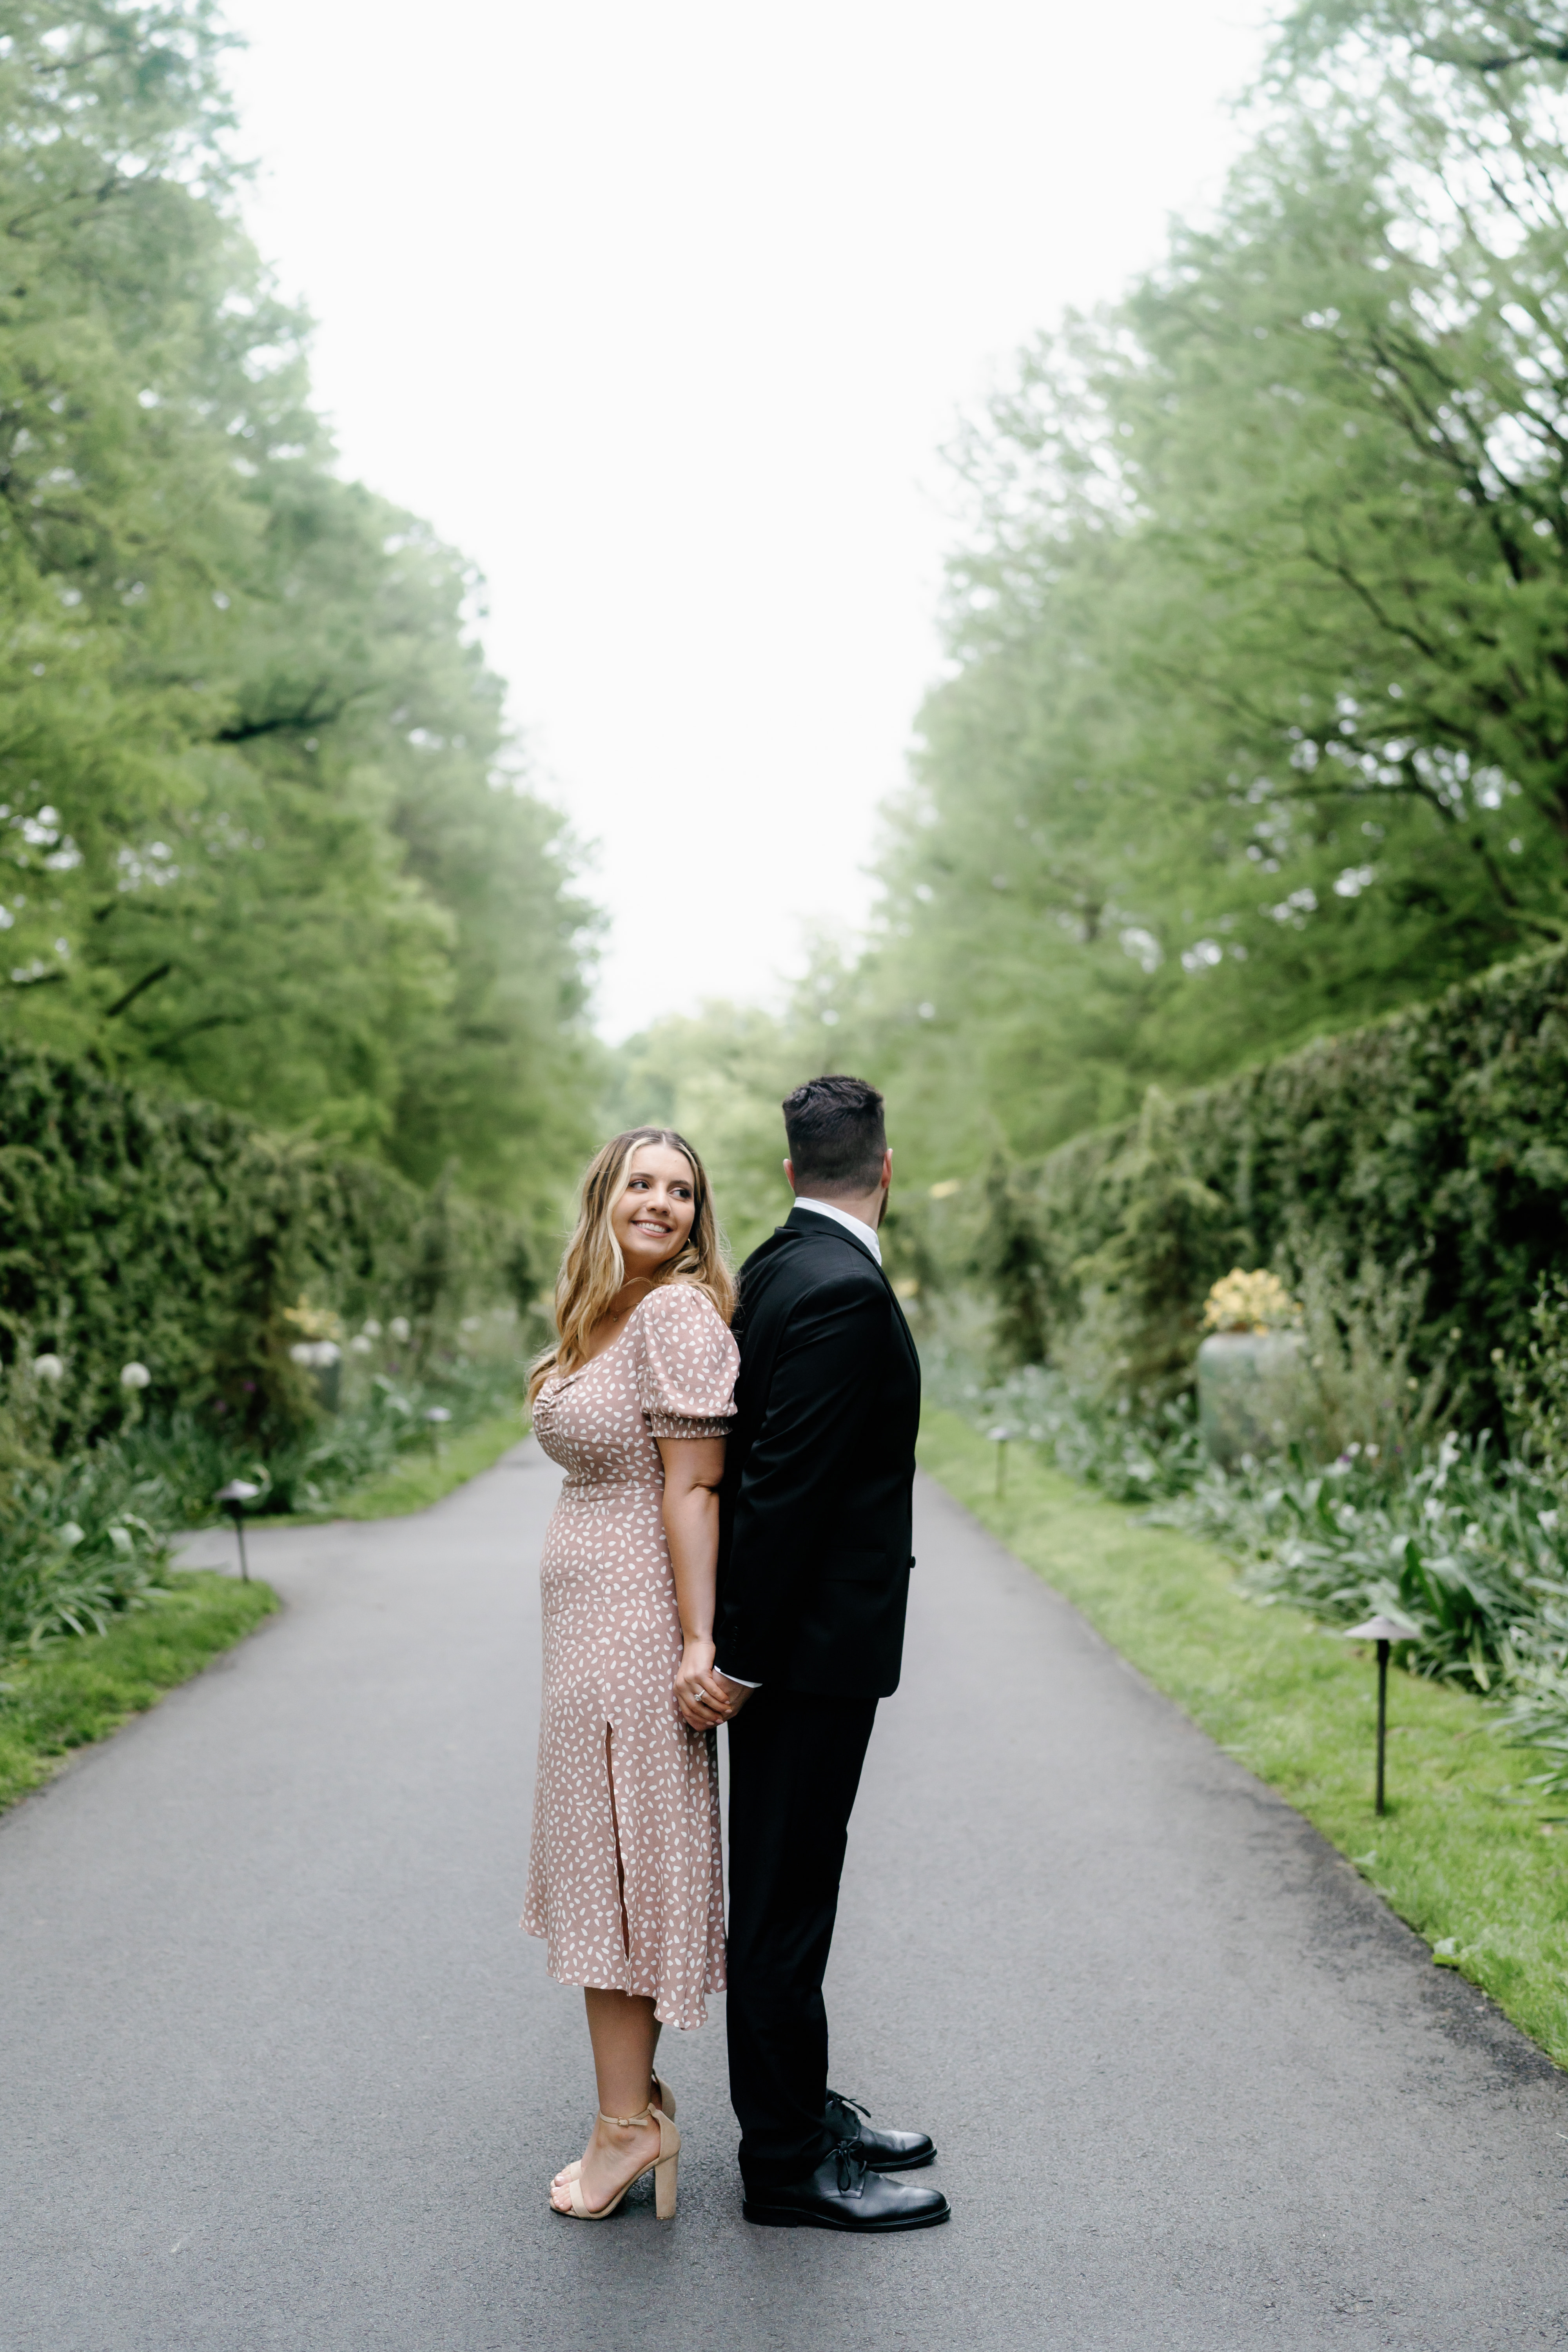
xmin=551 ymin=2075 xmax=675 ymax=2194
xmin=552 ymin=2103 xmax=681 ymax=2221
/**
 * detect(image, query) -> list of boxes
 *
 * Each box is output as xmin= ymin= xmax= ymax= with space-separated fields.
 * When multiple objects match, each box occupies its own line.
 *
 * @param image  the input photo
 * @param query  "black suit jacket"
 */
xmin=714 ymin=1204 xmax=921 ymax=1699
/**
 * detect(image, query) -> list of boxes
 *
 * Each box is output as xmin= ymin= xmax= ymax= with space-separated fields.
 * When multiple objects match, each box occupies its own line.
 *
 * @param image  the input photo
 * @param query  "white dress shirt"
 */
xmin=790 ymin=1196 xmax=883 ymax=1263
xmin=717 ymin=1194 xmax=885 ymax=1691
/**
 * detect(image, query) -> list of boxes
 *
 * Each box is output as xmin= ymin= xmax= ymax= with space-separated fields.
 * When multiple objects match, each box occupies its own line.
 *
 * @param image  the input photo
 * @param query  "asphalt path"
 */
xmin=4 ymin=1440 xmax=1568 ymax=2351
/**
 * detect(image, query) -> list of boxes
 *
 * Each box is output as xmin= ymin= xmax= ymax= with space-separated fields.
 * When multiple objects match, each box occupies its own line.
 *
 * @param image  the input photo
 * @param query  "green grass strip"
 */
xmin=0 ymin=1570 xmax=278 ymax=1816
xmin=263 ymin=1407 xmax=528 ymax=1526
xmin=321 ymin=1408 xmax=527 ymax=1521
xmin=920 ymin=1406 xmax=1568 ymax=2068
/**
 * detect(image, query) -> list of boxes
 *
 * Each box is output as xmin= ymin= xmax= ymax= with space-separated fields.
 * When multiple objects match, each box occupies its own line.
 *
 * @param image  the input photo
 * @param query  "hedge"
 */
xmin=0 ymin=1043 xmax=530 ymax=1447
xmin=980 ymin=942 xmax=1568 ymax=1417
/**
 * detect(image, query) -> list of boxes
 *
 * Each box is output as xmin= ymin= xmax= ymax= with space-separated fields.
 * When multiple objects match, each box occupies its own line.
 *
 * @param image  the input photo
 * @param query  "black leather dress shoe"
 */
xmin=826 ymin=2089 xmax=936 ymax=2172
xmin=743 ymin=2141 xmax=951 ymax=2232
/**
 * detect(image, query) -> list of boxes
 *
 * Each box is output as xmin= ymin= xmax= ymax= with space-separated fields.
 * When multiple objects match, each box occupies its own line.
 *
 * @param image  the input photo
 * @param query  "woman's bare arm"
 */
xmin=657 ymin=1435 xmax=738 ymax=1729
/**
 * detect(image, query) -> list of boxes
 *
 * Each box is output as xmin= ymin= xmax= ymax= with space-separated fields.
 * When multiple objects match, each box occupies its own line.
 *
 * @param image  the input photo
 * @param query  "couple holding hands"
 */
xmin=523 ymin=1074 xmax=947 ymax=2234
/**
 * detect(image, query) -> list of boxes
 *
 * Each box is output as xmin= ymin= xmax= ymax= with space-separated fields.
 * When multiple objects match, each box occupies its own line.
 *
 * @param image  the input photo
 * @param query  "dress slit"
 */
xmin=605 ymin=1723 xmax=632 ymax=1959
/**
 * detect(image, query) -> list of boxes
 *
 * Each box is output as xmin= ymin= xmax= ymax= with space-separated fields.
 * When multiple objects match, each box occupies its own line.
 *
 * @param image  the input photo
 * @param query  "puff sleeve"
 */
xmin=634 ymin=1283 xmax=739 ymax=1440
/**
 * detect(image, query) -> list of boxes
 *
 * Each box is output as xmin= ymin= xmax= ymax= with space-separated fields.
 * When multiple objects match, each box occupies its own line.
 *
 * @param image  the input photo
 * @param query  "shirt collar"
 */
xmin=791 ymin=1196 xmax=882 ymax=1266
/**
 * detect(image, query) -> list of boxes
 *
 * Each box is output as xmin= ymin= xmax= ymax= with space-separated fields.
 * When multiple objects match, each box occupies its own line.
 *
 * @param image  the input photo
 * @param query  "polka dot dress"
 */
xmin=523 ymin=1282 xmax=739 ymax=2030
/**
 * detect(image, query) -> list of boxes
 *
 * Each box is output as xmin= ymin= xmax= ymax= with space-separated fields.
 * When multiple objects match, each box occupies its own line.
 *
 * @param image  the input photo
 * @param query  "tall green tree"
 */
xmin=861 ymin=0 xmax=1568 ymax=1182
xmin=0 ymin=2 xmax=597 ymax=1210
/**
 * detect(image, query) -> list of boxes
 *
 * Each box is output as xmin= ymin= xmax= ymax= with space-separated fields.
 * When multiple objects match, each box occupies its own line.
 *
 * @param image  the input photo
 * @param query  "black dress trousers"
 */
xmin=724 ymin=1688 xmax=879 ymax=2191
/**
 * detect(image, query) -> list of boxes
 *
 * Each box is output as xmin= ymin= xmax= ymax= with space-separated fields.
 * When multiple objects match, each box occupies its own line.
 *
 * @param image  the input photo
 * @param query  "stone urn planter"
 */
xmin=1196 ymin=1270 xmax=1307 ymax=1467
xmin=1196 ymin=1328 xmax=1306 ymax=1466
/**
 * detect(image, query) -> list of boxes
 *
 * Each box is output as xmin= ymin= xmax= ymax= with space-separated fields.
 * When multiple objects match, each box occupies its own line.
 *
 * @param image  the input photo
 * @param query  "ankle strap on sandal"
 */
xmin=598 ymin=2104 xmax=655 ymax=2128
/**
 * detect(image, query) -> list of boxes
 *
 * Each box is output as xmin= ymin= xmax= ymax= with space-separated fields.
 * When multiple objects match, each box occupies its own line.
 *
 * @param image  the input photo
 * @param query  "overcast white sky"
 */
xmin=224 ymin=1 xmax=1270 ymax=1039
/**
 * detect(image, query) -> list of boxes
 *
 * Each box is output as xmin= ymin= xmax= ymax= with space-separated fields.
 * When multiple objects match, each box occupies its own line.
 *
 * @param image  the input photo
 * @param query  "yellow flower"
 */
xmin=1202 ymin=1268 xmax=1302 ymax=1335
xmin=282 ymin=1296 xmax=343 ymax=1342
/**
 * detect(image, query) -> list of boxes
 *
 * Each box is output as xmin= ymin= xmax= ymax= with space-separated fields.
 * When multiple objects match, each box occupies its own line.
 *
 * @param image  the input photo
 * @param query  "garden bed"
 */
xmin=267 ymin=1408 xmax=526 ymax=1524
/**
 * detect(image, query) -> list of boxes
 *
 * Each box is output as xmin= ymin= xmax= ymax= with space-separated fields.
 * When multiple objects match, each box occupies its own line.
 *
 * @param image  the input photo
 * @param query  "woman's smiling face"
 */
xmin=611 ymin=1142 xmax=697 ymax=1280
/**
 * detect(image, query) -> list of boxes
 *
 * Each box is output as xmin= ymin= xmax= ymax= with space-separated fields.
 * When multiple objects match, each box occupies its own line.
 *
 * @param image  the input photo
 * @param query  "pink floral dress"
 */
xmin=523 ymin=1282 xmax=739 ymax=2029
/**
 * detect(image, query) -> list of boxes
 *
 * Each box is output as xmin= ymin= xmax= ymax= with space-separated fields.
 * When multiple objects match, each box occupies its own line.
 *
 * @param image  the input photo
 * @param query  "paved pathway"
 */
xmin=4 ymin=1442 xmax=1568 ymax=2350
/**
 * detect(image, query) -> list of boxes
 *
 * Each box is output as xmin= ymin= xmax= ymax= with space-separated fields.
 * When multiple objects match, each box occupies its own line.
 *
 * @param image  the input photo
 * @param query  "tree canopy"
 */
xmin=0 ymin=4 xmax=597 ymax=1214
xmin=830 ymin=0 xmax=1568 ymax=1188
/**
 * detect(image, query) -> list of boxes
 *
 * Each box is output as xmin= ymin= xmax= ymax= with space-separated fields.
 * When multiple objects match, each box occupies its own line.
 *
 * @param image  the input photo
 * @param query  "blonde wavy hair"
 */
xmin=527 ymin=1127 xmax=735 ymax=1405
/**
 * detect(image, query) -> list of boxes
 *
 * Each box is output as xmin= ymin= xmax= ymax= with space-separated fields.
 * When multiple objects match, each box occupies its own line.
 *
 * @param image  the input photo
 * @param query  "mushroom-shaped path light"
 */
xmin=215 ymin=1478 xmax=261 ymax=1583
xmin=1344 ymin=1614 xmax=1420 ymax=1816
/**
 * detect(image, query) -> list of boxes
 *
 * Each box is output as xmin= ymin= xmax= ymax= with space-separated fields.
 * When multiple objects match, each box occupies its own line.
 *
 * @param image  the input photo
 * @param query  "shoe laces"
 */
xmin=826 ymin=2089 xmax=870 ymax=2140
xmin=829 ymin=2136 xmax=869 ymax=2195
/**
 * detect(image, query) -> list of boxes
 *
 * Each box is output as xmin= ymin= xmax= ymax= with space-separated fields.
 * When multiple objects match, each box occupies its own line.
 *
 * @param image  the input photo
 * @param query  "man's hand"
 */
xmin=713 ymin=1671 xmax=753 ymax=1717
xmin=675 ymin=1637 xmax=743 ymax=1730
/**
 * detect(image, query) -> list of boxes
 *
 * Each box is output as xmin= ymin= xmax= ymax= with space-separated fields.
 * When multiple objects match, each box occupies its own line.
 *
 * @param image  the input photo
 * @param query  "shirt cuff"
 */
xmin=718 ymin=1671 xmax=761 ymax=1688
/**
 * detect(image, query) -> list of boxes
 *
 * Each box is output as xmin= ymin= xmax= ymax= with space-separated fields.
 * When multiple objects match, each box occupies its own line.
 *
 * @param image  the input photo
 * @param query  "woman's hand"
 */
xmin=675 ymin=1636 xmax=736 ymax=1730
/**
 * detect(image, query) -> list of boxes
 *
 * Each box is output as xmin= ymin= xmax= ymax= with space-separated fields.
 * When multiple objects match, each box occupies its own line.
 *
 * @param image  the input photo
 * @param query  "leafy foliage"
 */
xmin=0 ymin=1039 xmax=526 ymax=1451
xmin=982 ymin=944 xmax=1568 ymax=1429
xmin=939 ymin=1347 xmax=1568 ymax=1763
xmin=0 ymin=1445 xmax=171 ymax=1651
xmin=0 ymin=3 xmax=596 ymax=1206
xmin=0 ymin=1301 xmax=526 ymax=1655
xmin=1496 ymin=1270 xmax=1568 ymax=1484
xmin=923 ymin=1350 xmax=1207 ymax=1505
xmin=845 ymin=0 xmax=1568 ymax=1185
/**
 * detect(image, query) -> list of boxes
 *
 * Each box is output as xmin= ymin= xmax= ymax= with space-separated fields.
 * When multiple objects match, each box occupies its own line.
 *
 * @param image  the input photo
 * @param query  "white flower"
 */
xmin=360 ymin=1319 xmax=383 ymax=1339
xmin=349 ymin=1334 xmax=374 ymax=1355
xmin=290 ymin=1340 xmax=341 ymax=1368
xmin=32 ymin=1353 xmax=64 ymax=1383
xmin=1539 ymin=1511 xmax=1559 ymax=1533
xmin=56 ymin=1520 xmax=84 ymax=1550
xmin=119 ymin=1362 xmax=151 ymax=1390
xmin=388 ymin=1316 xmax=411 ymax=1343
xmin=425 ymin=1405 xmax=452 ymax=1424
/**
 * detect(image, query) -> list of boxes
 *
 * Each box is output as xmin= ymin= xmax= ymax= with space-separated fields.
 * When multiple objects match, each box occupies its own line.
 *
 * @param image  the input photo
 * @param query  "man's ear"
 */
xmin=783 ymin=1157 xmax=797 ymax=1193
xmin=881 ymin=1149 xmax=893 ymax=1189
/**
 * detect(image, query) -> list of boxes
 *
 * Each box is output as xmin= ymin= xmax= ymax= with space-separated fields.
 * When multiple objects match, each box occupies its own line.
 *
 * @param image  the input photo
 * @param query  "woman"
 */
xmin=524 ymin=1127 xmax=742 ymax=2221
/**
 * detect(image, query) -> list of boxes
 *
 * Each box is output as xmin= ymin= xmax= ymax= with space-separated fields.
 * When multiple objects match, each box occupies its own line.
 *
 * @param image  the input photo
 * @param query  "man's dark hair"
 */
xmin=782 ymin=1073 xmax=887 ymax=1195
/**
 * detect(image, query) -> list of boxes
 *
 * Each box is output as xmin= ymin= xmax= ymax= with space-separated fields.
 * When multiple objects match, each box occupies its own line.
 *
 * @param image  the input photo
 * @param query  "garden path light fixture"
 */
xmin=216 ymin=1478 xmax=260 ymax=1583
xmin=1345 ymin=1613 xmax=1419 ymax=1815
xmin=425 ymin=1405 xmax=452 ymax=1460
xmin=987 ymin=1424 xmax=1011 ymax=1498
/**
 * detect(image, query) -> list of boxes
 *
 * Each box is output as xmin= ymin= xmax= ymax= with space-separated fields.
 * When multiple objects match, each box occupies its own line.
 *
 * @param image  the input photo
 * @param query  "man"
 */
xmin=712 ymin=1074 xmax=949 ymax=2233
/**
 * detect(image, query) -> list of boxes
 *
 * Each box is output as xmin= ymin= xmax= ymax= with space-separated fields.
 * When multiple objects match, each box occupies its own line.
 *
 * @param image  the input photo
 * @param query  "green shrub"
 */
xmin=0 ymin=1042 xmax=538 ymax=1654
xmin=0 ymin=1041 xmax=527 ymax=1450
xmin=983 ymin=943 xmax=1568 ymax=1417
xmin=0 ymin=1315 xmax=526 ymax=1655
